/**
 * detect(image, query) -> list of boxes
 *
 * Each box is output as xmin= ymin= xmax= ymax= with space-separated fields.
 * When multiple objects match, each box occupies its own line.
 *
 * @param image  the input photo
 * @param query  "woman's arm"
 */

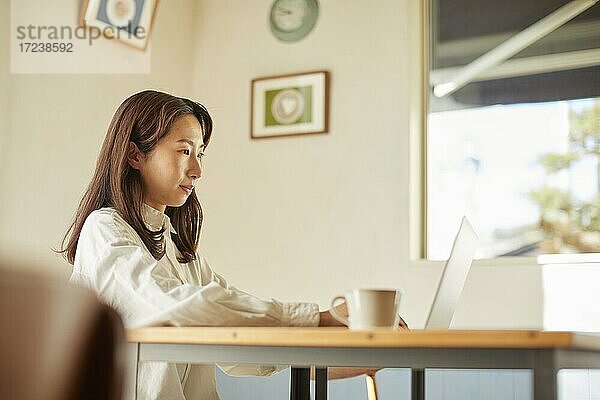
xmin=75 ymin=210 xmax=319 ymax=328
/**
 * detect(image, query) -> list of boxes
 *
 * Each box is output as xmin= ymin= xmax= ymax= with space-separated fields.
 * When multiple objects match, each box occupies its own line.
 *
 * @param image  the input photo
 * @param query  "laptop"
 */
xmin=424 ymin=216 xmax=478 ymax=329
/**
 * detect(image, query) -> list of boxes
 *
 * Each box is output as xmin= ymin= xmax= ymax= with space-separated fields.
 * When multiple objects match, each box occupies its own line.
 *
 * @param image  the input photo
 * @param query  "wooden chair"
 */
xmin=0 ymin=267 xmax=125 ymax=400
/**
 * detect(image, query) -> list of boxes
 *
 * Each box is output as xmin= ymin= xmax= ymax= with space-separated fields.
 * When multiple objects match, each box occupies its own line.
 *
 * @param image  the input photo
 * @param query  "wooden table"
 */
xmin=124 ymin=328 xmax=600 ymax=400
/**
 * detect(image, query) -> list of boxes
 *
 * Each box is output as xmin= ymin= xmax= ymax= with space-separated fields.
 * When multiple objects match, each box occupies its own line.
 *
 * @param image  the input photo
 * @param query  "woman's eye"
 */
xmin=181 ymin=149 xmax=190 ymax=155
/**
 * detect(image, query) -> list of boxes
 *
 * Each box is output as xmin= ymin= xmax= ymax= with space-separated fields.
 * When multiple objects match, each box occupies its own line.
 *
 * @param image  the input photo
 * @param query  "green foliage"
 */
xmin=570 ymin=102 xmax=600 ymax=146
xmin=537 ymin=152 xmax=578 ymax=173
xmin=529 ymin=99 xmax=600 ymax=252
xmin=578 ymin=197 xmax=600 ymax=232
xmin=529 ymin=187 xmax=572 ymax=211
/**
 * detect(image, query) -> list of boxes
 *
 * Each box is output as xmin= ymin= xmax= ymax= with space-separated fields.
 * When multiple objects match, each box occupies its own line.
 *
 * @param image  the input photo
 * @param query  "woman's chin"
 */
xmin=168 ymin=198 xmax=188 ymax=208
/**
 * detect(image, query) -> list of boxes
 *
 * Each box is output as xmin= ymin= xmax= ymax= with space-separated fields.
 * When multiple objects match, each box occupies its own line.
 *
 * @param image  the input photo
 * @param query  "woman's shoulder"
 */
xmin=84 ymin=207 xmax=125 ymax=227
xmin=81 ymin=207 xmax=136 ymax=242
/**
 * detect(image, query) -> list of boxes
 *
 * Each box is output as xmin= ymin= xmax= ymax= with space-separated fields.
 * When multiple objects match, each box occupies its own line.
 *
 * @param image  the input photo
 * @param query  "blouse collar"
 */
xmin=142 ymin=203 xmax=177 ymax=234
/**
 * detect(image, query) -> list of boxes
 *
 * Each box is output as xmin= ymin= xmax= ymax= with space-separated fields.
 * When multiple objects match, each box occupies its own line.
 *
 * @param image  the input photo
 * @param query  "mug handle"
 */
xmin=329 ymin=295 xmax=349 ymax=326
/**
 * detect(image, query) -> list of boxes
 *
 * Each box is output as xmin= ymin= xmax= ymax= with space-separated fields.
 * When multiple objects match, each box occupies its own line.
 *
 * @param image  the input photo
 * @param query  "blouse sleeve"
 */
xmin=73 ymin=209 xmax=320 ymax=329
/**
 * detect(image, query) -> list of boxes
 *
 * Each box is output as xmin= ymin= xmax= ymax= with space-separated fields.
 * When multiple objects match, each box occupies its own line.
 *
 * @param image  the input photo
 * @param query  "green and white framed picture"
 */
xmin=251 ymin=70 xmax=329 ymax=139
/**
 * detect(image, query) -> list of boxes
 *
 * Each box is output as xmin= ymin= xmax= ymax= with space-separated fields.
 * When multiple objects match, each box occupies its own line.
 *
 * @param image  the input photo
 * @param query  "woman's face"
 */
xmin=137 ymin=115 xmax=205 ymax=213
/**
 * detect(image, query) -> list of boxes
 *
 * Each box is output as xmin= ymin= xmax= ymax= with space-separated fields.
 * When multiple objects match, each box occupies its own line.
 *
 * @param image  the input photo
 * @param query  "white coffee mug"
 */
xmin=329 ymin=289 xmax=401 ymax=330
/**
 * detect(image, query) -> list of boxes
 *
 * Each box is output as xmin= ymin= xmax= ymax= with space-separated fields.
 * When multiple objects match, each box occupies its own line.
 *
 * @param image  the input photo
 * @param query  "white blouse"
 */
xmin=69 ymin=204 xmax=319 ymax=400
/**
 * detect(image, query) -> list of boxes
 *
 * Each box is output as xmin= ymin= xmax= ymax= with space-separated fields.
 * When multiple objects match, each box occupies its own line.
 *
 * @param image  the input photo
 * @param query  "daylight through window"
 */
xmin=427 ymin=0 xmax=600 ymax=260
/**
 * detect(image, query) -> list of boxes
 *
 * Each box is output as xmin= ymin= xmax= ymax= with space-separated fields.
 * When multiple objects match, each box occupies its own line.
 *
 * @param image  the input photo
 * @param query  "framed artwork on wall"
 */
xmin=79 ymin=0 xmax=159 ymax=50
xmin=251 ymin=70 xmax=329 ymax=139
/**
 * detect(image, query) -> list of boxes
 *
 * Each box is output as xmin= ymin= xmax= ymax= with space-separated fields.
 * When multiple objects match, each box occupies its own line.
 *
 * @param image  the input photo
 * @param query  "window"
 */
xmin=426 ymin=0 xmax=600 ymax=260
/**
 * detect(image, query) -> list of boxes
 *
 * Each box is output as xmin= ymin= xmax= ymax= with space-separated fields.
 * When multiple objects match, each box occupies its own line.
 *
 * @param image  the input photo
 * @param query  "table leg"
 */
xmin=123 ymin=343 xmax=139 ymax=400
xmin=533 ymin=350 xmax=557 ymax=400
xmin=290 ymin=367 xmax=311 ymax=400
xmin=411 ymin=368 xmax=424 ymax=400
xmin=315 ymin=367 xmax=327 ymax=400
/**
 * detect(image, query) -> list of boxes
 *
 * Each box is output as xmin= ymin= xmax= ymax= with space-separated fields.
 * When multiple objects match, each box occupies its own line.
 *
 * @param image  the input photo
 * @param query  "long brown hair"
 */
xmin=59 ymin=90 xmax=213 ymax=264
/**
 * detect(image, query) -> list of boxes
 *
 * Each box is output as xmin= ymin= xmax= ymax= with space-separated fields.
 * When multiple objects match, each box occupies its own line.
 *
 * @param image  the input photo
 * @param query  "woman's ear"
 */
xmin=127 ymin=142 xmax=145 ymax=170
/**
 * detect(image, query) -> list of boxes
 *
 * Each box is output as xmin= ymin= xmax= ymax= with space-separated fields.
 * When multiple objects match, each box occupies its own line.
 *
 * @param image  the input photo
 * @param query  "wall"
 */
xmin=189 ymin=0 xmax=544 ymax=329
xmin=0 ymin=0 xmax=198 ymax=275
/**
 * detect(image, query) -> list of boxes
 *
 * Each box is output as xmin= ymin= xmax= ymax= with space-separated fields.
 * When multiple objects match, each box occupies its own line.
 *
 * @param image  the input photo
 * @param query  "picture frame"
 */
xmin=251 ymin=70 xmax=329 ymax=139
xmin=79 ymin=0 xmax=159 ymax=50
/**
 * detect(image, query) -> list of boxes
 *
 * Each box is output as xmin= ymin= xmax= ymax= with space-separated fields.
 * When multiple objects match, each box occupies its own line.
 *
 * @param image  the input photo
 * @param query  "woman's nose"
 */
xmin=188 ymin=157 xmax=202 ymax=179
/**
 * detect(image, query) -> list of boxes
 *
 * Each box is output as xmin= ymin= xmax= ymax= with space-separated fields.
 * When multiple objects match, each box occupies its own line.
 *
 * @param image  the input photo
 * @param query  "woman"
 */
xmin=60 ymin=90 xmax=343 ymax=399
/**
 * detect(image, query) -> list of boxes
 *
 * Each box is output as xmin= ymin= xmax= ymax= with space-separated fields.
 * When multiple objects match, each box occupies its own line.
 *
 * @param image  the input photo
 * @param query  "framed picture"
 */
xmin=251 ymin=70 xmax=329 ymax=139
xmin=79 ymin=0 xmax=159 ymax=50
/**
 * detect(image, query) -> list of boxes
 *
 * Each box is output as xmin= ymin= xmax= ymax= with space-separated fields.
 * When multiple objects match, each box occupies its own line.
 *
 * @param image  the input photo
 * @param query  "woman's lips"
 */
xmin=179 ymin=185 xmax=193 ymax=195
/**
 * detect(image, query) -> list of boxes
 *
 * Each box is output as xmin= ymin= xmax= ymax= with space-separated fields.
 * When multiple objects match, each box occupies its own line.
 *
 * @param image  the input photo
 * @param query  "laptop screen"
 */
xmin=425 ymin=217 xmax=478 ymax=329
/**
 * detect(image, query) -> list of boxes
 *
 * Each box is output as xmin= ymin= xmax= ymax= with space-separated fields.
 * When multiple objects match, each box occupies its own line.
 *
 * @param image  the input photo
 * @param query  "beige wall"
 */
xmin=0 ymin=0 xmax=544 ymax=328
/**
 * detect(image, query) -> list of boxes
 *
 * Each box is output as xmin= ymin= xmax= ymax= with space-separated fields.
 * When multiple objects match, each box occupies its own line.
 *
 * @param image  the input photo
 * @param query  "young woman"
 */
xmin=60 ymin=90 xmax=343 ymax=399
